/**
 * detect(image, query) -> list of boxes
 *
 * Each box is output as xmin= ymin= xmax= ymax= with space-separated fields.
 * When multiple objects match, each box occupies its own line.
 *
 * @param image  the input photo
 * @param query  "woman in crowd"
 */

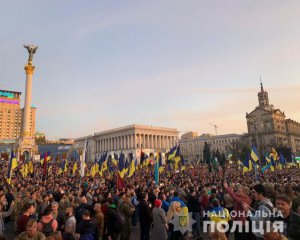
xmin=152 ymin=199 xmax=168 ymax=240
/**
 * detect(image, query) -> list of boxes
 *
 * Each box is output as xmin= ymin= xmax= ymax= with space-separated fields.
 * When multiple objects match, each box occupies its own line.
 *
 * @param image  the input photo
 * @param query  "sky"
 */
xmin=1 ymin=0 xmax=300 ymax=139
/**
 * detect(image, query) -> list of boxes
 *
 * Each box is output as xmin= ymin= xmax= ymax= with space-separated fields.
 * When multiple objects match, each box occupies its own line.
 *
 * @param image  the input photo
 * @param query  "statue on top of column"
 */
xmin=23 ymin=44 xmax=38 ymax=64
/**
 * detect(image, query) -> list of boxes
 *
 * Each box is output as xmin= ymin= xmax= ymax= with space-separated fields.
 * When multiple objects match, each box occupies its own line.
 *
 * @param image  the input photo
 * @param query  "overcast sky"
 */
xmin=1 ymin=0 xmax=300 ymax=139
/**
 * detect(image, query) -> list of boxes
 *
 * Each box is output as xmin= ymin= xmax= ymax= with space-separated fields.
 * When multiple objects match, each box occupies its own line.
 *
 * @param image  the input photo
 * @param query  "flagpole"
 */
xmin=254 ymin=162 xmax=258 ymax=182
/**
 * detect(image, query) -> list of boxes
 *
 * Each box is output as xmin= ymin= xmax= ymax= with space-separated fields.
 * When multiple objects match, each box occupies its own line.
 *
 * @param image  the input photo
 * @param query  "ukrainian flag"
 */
xmin=173 ymin=145 xmax=181 ymax=170
xmin=112 ymin=153 xmax=118 ymax=166
xmin=58 ymin=160 xmax=66 ymax=175
xmin=264 ymin=154 xmax=275 ymax=172
xmin=243 ymin=154 xmax=252 ymax=173
xmin=7 ymin=151 xmax=17 ymax=178
xmin=28 ymin=160 xmax=33 ymax=174
xmin=90 ymin=163 xmax=97 ymax=177
xmin=118 ymin=152 xmax=125 ymax=178
xmin=72 ymin=161 xmax=78 ymax=175
xmin=251 ymin=145 xmax=259 ymax=163
xmin=128 ymin=158 xmax=135 ymax=178
xmin=46 ymin=151 xmax=51 ymax=162
xmin=269 ymin=147 xmax=278 ymax=161
xmin=20 ymin=163 xmax=28 ymax=177
xmin=278 ymin=153 xmax=286 ymax=170
xmin=168 ymin=145 xmax=177 ymax=160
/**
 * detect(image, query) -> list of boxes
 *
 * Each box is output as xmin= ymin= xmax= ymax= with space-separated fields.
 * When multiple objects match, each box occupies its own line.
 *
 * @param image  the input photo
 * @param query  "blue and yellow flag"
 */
xmin=58 ymin=159 xmax=68 ymax=175
xmin=28 ymin=159 xmax=33 ymax=174
xmin=72 ymin=161 xmax=78 ymax=175
xmin=269 ymin=147 xmax=278 ymax=161
xmin=112 ymin=153 xmax=118 ymax=166
xmin=168 ymin=145 xmax=177 ymax=160
xmin=278 ymin=153 xmax=286 ymax=170
xmin=243 ymin=154 xmax=252 ymax=173
xmin=265 ymin=154 xmax=275 ymax=172
xmin=7 ymin=151 xmax=17 ymax=184
xmin=118 ymin=152 xmax=125 ymax=178
xmin=251 ymin=145 xmax=259 ymax=163
xmin=128 ymin=157 xmax=135 ymax=178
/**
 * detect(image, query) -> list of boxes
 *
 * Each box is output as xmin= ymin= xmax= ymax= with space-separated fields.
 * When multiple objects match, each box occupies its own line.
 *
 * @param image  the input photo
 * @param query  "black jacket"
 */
xmin=138 ymin=200 xmax=152 ymax=226
xmin=187 ymin=194 xmax=200 ymax=212
xmin=76 ymin=219 xmax=99 ymax=240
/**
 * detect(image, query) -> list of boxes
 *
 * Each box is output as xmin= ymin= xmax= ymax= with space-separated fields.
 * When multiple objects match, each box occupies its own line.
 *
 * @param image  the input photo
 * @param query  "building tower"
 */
xmin=16 ymin=45 xmax=38 ymax=161
xmin=258 ymin=80 xmax=269 ymax=108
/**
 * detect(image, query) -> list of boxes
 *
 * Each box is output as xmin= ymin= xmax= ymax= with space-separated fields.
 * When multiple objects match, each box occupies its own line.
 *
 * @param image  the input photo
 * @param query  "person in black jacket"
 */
xmin=187 ymin=188 xmax=200 ymax=238
xmin=76 ymin=210 xmax=99 ymax=240
xmin=138 ymin=193 xmax=152 ymax=240
xmin=104 ymin=197 xmax=120 ymax=240
xmin=75 ymin=196 xmax=93 ymax=225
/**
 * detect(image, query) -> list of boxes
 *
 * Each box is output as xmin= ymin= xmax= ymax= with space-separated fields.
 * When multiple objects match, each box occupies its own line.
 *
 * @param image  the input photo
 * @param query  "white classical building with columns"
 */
xmin=73 ymin=124 xmax=179 ymax=162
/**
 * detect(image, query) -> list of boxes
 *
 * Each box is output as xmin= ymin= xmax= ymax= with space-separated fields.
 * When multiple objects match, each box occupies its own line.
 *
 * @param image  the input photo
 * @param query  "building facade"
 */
xmin=73 ymin=124 xmax=179 ymax=162
xmin=246 ymin=83 xmax=300 ymax=155
xmin=0 ymin=89 xmax=36 ymax=143
xmin=180 ymin=133 xmax=242 ymax=162
xmin=0 ymin=90 xmax=22 ymax=142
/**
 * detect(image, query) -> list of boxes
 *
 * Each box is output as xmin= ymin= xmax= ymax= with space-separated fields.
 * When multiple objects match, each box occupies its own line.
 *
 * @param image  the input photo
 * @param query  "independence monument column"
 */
xmin=16 ymin=45 xmax=38 ymax=161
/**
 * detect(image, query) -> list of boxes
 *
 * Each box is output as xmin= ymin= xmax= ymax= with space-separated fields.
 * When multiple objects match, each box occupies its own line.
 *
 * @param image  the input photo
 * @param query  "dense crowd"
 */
xmin=0 ymin=160 xmax=299 ymax=240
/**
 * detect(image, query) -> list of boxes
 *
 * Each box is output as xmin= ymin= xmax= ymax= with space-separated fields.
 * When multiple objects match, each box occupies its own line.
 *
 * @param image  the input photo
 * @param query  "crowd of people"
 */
xmin=0 ymin=159 xmax=299 ymax=240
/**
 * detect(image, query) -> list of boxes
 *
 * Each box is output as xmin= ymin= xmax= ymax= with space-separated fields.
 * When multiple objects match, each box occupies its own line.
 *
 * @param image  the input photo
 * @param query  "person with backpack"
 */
xmin=76 ymin=210 xmax=99 ymax=240
xmin=242 ymin=184 xmax=273 ymax=240
xmin=37 ymin=206 xmax=58 ymax=237
xmin=104 ymin=197 xmax=121 ymax=240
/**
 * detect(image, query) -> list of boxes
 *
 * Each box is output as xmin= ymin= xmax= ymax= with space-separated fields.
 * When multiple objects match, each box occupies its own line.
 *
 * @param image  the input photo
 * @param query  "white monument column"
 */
xmin=17 ymin=45 xmax=38 ymax=161
xmin=23 ymin=64 xmax=34 ymax=136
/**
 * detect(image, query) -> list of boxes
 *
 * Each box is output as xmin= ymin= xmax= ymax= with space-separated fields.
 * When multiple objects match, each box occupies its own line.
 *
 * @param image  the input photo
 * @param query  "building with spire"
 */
xmin=246 ymin=83 xmax=300 ymax=155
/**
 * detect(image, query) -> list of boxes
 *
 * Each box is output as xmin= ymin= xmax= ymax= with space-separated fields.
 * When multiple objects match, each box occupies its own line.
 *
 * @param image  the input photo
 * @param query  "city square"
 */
xmin=1 ymin=1 xmax=300 ymax=240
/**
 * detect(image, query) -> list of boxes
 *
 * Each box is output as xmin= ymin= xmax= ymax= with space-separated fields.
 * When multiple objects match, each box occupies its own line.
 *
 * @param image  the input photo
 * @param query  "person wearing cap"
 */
xmin=152 ymin=199 xmax=167 ymax=240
